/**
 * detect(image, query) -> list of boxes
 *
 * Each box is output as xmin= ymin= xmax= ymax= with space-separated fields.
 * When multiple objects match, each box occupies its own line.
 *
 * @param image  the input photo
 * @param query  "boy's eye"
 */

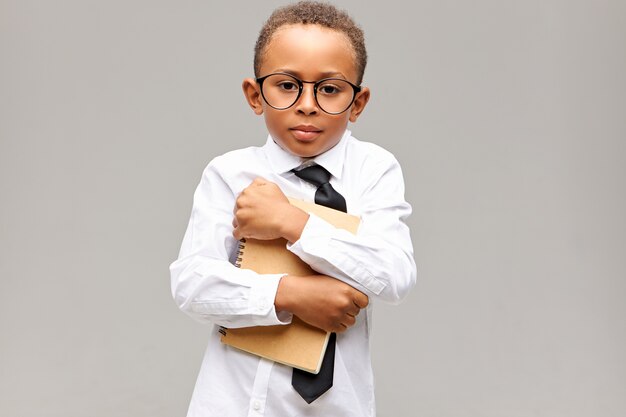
xmin=318 ymin=83 xmax=343 ymax=95
xmin=277 ymin=81 xmax=299 ymax=91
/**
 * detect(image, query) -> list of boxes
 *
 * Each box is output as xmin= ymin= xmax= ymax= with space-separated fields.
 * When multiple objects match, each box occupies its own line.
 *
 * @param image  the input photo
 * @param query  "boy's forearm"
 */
xmin=274 ymin=274 xmax=369 ymax=333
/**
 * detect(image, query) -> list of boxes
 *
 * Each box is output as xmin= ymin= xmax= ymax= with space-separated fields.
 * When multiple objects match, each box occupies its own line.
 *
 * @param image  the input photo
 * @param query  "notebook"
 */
xmin=219 ymin=198 xmax=360 ymax=374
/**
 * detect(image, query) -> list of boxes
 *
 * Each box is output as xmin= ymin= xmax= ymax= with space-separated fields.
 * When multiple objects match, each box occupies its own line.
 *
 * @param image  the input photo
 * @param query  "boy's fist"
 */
xmin=233 ymin=178 xmax=308 ymax=242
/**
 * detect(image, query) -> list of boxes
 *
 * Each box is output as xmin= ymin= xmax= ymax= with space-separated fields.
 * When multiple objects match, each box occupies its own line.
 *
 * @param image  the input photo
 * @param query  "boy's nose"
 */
xmin=294 ymin=85 xmax=318 ymax=115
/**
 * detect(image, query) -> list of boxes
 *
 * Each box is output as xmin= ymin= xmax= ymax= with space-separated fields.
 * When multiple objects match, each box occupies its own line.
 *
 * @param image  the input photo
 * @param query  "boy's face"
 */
xmin=243 ymin=24 xmax=370 ymax=158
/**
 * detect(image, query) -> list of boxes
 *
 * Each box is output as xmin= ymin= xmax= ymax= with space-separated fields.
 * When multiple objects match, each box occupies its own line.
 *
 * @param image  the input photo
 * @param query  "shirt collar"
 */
xmin=263 ymin=129 xmax=351 ymax=180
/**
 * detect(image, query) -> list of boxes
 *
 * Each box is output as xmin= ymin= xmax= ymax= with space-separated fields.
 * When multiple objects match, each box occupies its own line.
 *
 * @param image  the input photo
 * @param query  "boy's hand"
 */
xmin=233 ymin=177 xmax=308 ymax=242
xmin=275 ymin=274 xmax=369 ymax=333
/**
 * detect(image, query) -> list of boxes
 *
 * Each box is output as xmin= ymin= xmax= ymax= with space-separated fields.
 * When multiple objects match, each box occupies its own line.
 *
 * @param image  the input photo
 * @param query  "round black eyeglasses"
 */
xmin=256 ymin=73 xmax=362 ymax=115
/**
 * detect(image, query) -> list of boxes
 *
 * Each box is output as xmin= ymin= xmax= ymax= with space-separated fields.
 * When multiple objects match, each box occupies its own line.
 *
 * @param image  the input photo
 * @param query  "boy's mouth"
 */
xmin=290 ymin=125 xmax=322 ymax=141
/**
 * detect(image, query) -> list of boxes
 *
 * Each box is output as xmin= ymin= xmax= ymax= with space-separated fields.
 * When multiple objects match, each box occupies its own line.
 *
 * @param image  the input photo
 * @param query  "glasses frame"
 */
xmin=256 ymin=72 xmax=362 ymax=115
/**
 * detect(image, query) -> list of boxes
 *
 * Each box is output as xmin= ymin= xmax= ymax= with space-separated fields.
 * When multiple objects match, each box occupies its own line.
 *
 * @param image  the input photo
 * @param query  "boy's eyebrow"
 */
xmin=273 ymin=68 xmax=349 ymax=80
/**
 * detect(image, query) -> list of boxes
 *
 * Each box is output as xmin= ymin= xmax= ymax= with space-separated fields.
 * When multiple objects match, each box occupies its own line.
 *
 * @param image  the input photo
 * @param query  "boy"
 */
xmin=170 ymin=2 xmax=416 ymax=416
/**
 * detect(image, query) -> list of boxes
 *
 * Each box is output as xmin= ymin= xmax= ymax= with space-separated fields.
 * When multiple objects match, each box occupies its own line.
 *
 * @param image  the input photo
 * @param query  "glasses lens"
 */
xmin=261 ymin=74 xmax=301 ymax=109
xmin=315 ymin=79 xmax=356 ymax=114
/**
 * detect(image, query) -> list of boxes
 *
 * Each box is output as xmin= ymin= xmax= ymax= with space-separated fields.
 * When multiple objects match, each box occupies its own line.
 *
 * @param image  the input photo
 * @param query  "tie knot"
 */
xmin=293 ymin=164 xmax=331 ymax=187
xmin=292 ymin=164 xmax=347 ymax=212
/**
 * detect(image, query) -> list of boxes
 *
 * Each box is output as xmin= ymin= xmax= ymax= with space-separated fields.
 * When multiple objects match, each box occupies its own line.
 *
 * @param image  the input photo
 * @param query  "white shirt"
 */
xmin=170 ymin=130 xmax=416 ymax=417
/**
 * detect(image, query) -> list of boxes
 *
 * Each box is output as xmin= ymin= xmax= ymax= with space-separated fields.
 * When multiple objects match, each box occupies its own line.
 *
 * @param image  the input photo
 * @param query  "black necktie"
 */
xmin=293 ymin=164 xmax=347 ymax=212
xmin=291 ymin=164 xmax=346 ymax=403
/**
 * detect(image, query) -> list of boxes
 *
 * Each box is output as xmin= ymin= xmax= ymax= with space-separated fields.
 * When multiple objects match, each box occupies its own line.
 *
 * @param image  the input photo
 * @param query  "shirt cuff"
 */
xmin=288 ymin=213 xmax=333 ymax=253
xmin=249 ymin=273 xmax=293 ymax=326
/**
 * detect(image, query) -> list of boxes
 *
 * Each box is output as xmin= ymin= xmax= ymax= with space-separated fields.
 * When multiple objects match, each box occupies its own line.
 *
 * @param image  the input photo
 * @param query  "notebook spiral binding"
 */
xmin=235 ymin=238 xmax=247 ymax=268
xmin=220 ymin=238 xmax=248 ymax=337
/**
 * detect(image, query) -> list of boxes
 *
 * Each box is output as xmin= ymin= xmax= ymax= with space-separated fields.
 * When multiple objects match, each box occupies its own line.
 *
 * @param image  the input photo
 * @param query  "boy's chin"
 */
xmin=284 ymin=144 xmax=331 ymax=158
xmin=276 ymin=137 xmax=341 ymax=159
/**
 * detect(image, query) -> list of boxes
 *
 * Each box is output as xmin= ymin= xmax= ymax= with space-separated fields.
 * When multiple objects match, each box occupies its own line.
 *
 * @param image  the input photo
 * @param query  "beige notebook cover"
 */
xmin=220 ymin=198 xmax=360 ymax=374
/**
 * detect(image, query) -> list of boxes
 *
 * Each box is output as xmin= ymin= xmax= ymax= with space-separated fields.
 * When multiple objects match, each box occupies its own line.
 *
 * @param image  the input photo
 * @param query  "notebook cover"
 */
xmin=220 ymin=198 xmax=360 ymax=374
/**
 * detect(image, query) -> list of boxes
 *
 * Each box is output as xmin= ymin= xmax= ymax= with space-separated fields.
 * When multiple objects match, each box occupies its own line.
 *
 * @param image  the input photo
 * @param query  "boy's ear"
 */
xmin=242 ymin=78 xmax=264 ymax=115
xmin=349 ymin=87 xmax=370 ymax=123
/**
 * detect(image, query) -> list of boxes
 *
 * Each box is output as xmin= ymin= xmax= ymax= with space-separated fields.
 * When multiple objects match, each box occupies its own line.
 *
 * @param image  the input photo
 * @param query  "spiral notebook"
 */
xmin=220 ymin=198 xmax=360 ymax=374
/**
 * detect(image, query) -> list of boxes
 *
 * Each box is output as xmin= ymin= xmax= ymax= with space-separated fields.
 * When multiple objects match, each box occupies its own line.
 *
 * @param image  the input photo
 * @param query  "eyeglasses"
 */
xmin=256 ymin=73 xmax=362 ymax=115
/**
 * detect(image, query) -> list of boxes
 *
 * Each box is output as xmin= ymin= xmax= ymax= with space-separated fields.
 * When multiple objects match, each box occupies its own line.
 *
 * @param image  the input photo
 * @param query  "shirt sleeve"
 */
xmin=287 ymin=156 xmax=417 ymax=304
xmin=170 ymin=161 xmax=293 ymax=328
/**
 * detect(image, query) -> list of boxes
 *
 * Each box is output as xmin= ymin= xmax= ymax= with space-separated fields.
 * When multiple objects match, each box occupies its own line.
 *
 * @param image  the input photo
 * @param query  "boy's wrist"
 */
xmin=275 ymin=275 xmax=297 ymax=313
xmin=279 ymin=205 xmax=309 ymax=243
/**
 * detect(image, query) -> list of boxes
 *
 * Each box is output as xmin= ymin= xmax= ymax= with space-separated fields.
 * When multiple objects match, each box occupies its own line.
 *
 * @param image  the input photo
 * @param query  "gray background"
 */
xmin=1 ymin=0 xmax=625 ymax=416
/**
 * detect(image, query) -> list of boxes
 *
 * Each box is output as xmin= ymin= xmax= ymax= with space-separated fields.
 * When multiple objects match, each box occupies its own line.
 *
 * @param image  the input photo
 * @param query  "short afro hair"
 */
xmin=254 ymin=1 xmax=367 ymax=85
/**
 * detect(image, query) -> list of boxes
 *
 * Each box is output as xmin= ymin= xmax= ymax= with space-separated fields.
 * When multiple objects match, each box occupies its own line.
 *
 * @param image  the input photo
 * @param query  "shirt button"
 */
xmin=253 ymin=400 xmax=261 ymax=410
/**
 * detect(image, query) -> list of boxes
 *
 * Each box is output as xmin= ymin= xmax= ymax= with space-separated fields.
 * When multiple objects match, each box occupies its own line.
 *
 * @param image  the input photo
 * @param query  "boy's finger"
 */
xmin=341 ymin=314 xmax=356 ymax=329
xmin=353 ymin=292 xmax=369 ymax=309
xmin=334 ymin=322 xmax=348 ymax=333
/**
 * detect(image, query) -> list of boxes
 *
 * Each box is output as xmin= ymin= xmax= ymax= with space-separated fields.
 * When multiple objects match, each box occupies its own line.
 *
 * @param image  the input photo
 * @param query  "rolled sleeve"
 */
xmin=288 ymin=214 xmax=389 ymax=297
xmin=180 ymin=262 xmax=291 ymax=328
xmin=170 ymin=159 xmax=294 ymax=329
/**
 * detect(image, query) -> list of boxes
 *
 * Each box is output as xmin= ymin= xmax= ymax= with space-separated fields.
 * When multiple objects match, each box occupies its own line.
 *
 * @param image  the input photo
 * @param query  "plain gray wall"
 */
xmin=1 ymin=0 xmax=625 ymax=416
